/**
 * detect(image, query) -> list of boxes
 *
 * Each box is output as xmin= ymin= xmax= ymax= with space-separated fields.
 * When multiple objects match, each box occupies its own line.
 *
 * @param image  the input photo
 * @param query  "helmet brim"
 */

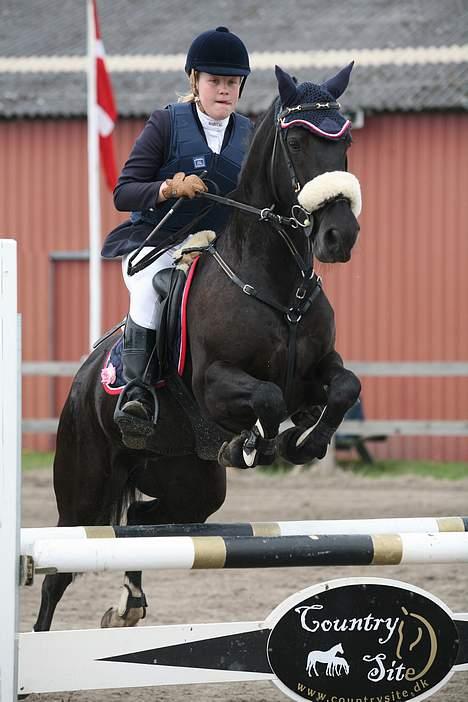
xmin=186 ymin=64 xmax=251 ymax=77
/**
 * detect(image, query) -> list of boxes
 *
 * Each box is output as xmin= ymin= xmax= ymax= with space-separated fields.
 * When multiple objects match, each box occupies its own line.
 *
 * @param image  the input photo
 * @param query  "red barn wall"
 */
xmin=0 ymin=113 xmax=467 ymax=459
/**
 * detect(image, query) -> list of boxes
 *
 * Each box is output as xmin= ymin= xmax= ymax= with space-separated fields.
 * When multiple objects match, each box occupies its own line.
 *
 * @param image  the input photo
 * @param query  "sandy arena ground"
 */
xmin=20 ymin=462 xmax=468 ymax=701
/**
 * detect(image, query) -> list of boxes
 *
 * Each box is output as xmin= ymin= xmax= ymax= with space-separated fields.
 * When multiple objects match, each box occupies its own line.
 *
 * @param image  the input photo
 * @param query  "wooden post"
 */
xmin=0 ymin=239 xmax=21 ymax=702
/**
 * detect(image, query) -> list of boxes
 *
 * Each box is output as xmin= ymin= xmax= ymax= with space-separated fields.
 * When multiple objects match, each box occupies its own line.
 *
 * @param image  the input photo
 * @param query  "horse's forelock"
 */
xmin=295 ymin=80 xmax=336 ymax=105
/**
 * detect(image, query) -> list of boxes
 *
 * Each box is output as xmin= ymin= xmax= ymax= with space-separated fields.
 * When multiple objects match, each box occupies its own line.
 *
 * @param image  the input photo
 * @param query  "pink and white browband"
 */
xmin=280 ymin=117 xmax=351 ymax=140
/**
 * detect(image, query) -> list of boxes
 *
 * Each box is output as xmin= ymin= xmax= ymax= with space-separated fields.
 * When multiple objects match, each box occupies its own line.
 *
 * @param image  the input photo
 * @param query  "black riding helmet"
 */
xmin=185 ymin=26 xmax=251 ymax=96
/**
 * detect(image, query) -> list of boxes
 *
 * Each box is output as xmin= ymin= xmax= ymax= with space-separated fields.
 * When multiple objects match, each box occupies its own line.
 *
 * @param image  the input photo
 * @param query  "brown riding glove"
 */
xmin=162 ymin=172 xmax=207 ymax=200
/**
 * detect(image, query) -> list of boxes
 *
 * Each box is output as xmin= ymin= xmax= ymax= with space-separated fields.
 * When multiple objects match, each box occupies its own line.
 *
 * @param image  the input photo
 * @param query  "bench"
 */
xmin=335 ymin=399 xmax=388 ymax=464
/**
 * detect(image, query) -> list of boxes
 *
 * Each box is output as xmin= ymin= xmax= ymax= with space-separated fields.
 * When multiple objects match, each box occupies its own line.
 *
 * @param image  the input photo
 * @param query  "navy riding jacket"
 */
xmin=101 ymin=103 xmax=252 ymax=259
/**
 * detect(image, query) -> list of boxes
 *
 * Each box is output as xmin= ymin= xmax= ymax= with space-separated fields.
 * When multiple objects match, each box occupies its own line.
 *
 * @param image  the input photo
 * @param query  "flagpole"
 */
xmin=87 ymin=0 xmax=102 ymax=349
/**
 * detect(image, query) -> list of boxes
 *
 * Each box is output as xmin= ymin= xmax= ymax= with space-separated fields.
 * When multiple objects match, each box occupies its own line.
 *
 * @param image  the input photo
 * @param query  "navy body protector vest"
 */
xmin=131 ymin=103 xmax=252 ymax=237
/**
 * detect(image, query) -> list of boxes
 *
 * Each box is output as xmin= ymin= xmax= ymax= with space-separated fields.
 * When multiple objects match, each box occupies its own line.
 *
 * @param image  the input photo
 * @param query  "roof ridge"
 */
xmin=1 ymin=45 xmax=468 ymax=74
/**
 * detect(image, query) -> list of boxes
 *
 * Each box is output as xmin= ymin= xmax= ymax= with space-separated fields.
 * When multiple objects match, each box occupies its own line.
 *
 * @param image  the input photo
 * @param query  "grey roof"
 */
xmin=1 ymin=0 xmax=467 ymax=118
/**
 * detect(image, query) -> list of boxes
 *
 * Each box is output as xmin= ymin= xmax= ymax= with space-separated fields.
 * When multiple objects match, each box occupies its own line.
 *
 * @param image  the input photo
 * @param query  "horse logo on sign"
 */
xmin=305 ymin=642 xmax=350 ymax=677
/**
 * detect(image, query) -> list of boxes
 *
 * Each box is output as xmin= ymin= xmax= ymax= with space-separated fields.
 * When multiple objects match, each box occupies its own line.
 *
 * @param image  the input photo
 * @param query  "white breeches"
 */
xmin=122 ymin=247 xmax=176 ymax=330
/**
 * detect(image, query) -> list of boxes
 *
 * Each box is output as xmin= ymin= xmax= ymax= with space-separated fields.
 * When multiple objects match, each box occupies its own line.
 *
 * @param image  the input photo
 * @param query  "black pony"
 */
xmin=34 ymin=64 xmax=362 ymax=631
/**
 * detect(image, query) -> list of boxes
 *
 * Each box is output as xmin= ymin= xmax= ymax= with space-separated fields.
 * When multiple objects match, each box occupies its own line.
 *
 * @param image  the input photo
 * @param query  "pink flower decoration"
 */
xmin=101 ymin=363 xmax=116 ymax=385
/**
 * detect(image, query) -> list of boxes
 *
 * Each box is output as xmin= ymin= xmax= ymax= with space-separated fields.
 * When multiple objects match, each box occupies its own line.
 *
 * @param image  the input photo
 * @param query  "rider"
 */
xmin=101 ymin=27 xmax=252 ymax=437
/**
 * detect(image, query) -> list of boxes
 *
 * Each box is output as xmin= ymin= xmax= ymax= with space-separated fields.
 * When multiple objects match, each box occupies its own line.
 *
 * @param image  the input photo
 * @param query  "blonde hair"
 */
xmin=178 ymin=70 xmax=199 ymax=103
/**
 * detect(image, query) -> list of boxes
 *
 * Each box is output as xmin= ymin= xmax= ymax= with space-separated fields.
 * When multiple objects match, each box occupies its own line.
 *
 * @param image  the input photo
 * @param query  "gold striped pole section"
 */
xmin=84 ymin=526 xmax=116 ymax=538
xmin=437 ymin=517 xmax=466 ymax=532
xmin=251 ymin=523 xmax=282 ymax=537
xmin=371 ymin=534 xmax=404 ymax=565
xmin=192 ymin=536 xmax=227 ymax=569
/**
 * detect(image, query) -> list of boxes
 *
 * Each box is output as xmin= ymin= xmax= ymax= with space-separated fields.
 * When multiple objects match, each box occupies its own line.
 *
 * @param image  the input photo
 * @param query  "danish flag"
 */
xmin=93 ymin=0 xmax=118 ymax=190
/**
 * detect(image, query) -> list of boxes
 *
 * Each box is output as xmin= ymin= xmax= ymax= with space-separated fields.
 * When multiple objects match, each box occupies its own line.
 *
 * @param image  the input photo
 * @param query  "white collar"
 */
xmin=196 ymin=105 xmax=229 ymax=130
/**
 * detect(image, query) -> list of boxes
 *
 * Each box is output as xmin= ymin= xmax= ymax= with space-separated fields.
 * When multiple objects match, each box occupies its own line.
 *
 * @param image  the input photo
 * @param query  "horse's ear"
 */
xmin=321 ymin=61 xmax=354 ymax=99
xmin=275 ymin=65 xmax=298 ymax=106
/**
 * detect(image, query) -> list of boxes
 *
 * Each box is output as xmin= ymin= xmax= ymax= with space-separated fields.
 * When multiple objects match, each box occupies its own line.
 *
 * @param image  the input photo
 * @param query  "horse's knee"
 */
xmin=329 ymin=369 xmax=361 ymax=409
xmin=344 ymin=370 xmax=361 ymax=403
xmin=252 ymin=382 xmax=287 ymax=437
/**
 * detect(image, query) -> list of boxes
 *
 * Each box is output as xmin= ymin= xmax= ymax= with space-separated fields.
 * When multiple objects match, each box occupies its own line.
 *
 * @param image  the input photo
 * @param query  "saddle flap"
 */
xmin=152 ymin=268 xmax=174 ymax=298
xmin=155 ymin=268 xmax=187 ymax=373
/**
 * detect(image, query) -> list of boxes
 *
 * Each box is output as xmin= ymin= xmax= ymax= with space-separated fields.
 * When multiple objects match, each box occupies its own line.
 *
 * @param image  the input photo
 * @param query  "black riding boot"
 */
xmin=116 ymin=316 xmax=156 ymax=424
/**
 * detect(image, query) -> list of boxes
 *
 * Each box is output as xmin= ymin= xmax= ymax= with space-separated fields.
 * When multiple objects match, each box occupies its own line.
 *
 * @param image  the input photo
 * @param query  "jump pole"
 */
xmin=27 ymin=531 xmax=468 ymax=574
xmin=0 ymin=240 xmax=21 ymax=702
xmin=20 ymin=515 xmax=468 ymax=553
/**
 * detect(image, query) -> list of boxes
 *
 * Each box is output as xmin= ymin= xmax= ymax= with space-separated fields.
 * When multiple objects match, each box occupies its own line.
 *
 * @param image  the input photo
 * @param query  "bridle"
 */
xmin=270 ymin=99 xmax=343 ymax=203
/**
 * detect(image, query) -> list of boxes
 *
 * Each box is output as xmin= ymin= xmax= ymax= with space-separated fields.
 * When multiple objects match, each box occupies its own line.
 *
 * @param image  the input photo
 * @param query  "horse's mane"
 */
xmin=234 ymin=97 xmax=279 ymax=194
xmin=250 ymin=96 xmax=279 ymax=136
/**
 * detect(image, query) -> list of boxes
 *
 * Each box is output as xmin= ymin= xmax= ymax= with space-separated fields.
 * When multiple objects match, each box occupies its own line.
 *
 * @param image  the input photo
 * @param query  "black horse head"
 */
xmin=239 ymin=63 xmax=361 ymax=263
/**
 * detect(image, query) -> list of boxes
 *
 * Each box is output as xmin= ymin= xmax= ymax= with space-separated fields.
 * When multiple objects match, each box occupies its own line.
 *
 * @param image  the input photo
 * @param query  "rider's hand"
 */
xmin=162 ymin=172 xmax=207 ymax=200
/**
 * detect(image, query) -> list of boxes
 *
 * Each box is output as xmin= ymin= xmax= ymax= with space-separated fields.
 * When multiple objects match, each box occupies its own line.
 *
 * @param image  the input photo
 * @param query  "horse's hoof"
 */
xmin=218 ymin=427 xmax=278 ymax=469
xmin=217 ymin=441 xmax=234 ymax=468
xmin=100 ymin=606 xmax=144 ymax=628
xmin=218 ymin=433 xmax=259 ymax=469
xmin=278 ymin=426 xmax=328 ymax=464
xmin=218 ymin=438 xmax=251 ymax=469
xmin=218 ymin=435 xmax=251 ymax=469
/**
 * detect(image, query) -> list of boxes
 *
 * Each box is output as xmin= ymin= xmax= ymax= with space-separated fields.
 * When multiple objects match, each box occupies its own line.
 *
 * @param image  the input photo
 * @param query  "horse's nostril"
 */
xmin=325 ymin=228 xmax=341 ymax=250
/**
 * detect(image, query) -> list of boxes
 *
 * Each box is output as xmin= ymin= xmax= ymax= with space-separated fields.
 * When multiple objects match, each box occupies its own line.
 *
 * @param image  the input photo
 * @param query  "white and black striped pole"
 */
xmin=27 ymin=532 xmax=468 ymax=574
xmin=20 ymin=514 xmax=468 ymax=554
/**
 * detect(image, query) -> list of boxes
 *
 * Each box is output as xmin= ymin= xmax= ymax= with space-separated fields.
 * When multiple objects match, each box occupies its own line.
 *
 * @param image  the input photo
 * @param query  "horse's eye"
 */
xmin=288 ymin=138 xmax=300 ymax=151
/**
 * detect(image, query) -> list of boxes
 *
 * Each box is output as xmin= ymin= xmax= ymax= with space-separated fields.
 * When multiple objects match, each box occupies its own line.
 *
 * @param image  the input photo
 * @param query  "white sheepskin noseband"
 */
xmin=298 ymin=171 xmax=362 ymax=217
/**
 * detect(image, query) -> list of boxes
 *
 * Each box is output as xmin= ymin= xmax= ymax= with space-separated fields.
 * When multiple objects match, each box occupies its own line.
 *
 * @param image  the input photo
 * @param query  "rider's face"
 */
xmin=197 ymin=73 xmax=241 ymax=121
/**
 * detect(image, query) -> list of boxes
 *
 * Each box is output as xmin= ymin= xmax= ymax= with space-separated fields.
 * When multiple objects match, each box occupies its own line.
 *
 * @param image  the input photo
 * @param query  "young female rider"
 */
xmin=101 ymin=27 xmax=252 ymax=440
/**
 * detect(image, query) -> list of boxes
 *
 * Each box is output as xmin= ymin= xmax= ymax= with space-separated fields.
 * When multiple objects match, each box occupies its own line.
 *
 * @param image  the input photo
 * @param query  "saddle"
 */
xmin=101 ymin=261 xmax=198 ymax=393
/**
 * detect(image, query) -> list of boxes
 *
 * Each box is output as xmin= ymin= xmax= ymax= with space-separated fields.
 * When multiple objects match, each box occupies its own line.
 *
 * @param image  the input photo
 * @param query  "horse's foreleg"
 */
xmin=279 ymin=350 xmax=360 ymax=464
xmin=200 ymin=361 xmax=288 ymax=469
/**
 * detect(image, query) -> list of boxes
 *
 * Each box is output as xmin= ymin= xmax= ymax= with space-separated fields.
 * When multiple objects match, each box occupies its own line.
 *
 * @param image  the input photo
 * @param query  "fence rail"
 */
xmin=22 ymin=361 xmax=468 ymax=436
xmin=21 ymin=418 xmax=468 ymax=435
xmin=22 ymin=361 xmax=468 ymax=377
